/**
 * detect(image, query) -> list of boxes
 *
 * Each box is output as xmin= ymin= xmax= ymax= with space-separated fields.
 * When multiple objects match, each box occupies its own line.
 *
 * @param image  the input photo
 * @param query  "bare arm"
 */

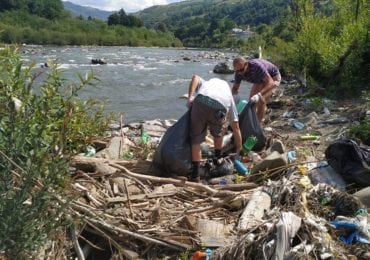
xmin=188 ymin=75 xmax=201 ymax=99
xmin=259 ymin=74 xmax=275 ymax=97
xmin=231 ymin=121 xmax=242 ymax=153
xmin=232 ymin=82 xmax=240 ymax=95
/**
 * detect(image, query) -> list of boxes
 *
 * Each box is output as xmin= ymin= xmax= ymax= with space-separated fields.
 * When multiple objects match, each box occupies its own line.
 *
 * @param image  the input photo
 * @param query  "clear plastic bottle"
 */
xmin=248 ymin=151 xmax=262 ymax=163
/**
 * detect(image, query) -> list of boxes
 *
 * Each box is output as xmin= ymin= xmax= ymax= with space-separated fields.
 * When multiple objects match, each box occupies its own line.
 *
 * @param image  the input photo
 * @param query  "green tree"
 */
xmin=108 ymin=9 xmax=143 ymax=27
xmin=0 ymin=0 xmax=27 ymax=11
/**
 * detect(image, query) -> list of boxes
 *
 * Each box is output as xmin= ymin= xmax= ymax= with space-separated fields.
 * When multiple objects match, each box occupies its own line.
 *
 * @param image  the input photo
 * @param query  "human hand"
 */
xmin=232 ymin=86 xmax=239 ymax=95
xmin=187 ymin=96 xmax=194 ymax=108
xmin=250 ymin=93 xmax=262 ymax=103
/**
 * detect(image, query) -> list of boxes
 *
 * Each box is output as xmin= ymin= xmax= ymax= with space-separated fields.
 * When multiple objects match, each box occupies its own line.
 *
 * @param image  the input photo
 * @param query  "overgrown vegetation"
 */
xmin=0 ymin=46 xmax=111 ymax=257
xmin=350 ymin=91 xmax=370 ymax=144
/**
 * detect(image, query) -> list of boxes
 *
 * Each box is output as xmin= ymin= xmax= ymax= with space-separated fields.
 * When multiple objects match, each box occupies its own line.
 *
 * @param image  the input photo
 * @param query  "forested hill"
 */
xmin=136 ymin=0 xmax=333 ymax=47
xmin=136 ymin=0 xmax=289 ymax=46
xmin=138 ymin=0 xmax=288 ymax=28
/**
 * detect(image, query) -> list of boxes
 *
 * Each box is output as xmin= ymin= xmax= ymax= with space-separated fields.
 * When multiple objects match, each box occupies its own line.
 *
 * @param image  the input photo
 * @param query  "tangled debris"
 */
xmin=44 ymin=80 xmax=370 ymax=259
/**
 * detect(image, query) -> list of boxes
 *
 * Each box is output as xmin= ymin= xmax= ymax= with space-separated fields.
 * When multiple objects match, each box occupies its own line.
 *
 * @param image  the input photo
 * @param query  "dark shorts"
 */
xmin=190 ymin=97 xmax=226 ymax=144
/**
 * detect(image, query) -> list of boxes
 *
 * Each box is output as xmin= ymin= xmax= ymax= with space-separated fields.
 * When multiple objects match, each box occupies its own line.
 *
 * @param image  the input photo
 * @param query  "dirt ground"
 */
xmin=263 ymin=82 xmax=367 ymax=161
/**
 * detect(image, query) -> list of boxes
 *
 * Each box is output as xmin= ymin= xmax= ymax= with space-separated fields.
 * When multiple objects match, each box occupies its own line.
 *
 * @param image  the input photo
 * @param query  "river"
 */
xmin=21 ymin=46 xmax=251 ymax=123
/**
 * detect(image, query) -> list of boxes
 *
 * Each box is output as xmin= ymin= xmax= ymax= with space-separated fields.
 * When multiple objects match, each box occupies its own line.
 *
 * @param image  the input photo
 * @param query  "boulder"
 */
xmin=91 ymin=58 xmax=107 ymax=65
xmin=213 ymin=62 xmax=234 ymax=74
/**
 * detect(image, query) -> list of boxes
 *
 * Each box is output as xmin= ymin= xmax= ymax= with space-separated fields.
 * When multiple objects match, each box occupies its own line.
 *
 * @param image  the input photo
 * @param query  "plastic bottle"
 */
xmin=299 ymin=134 xmax=319 ymax=140
xmin=236 ymin=99 xmax=248 ymax=114
xmin=85 ymin=145 xmax=96 ymax=157
xmin=241 ymin=136 xmax=257 ymax=155
xmin=141 ymin=130 xmax=150 ymax=144
xmin=248 ymin=151 xmax=262 ymax=163
xmin=193 ymin=251 xmax=207 ymax=260
xmin=234 ymin=159 xmax=248 ymax=175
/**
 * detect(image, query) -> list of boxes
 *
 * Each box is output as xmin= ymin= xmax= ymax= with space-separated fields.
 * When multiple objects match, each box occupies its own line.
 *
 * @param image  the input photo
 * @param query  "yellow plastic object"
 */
xmin=299 ymin=135 xmax=319 ymax=140
xmin=297 ymin=165 xmax=307 ymax=175
xmin=235 ymin=174 xmax=242 ymax=184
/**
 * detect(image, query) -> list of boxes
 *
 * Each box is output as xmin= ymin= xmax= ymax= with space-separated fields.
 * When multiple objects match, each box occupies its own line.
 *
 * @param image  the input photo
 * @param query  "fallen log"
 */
xmin=237 ymin=188 xmax=271 ymax=232
xmin=213 ymin=183 xmax=258 ymax=191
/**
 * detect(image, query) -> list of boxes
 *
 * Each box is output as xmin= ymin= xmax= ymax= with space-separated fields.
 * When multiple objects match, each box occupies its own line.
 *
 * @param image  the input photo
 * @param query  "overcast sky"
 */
xmin=62 ymin=0 xmax=186 ymax=13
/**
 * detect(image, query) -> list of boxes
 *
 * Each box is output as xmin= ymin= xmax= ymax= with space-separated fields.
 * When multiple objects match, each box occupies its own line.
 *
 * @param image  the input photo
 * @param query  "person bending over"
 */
xmin=232 ymin=56 xmax=281 ymax=122
xmin=187 ymin=75 xmax=242 ymax=182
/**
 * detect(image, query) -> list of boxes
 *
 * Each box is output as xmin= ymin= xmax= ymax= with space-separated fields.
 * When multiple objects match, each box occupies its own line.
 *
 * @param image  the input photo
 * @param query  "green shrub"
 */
xmin=350 ymin=118 xmax=370 ymax=144
xmin=0 ymin=46 xmax=111 ymax=257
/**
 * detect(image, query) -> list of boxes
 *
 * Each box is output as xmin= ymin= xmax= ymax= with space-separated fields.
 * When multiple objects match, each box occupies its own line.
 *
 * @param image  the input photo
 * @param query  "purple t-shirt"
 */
xmin=235 ymin=59 xmax=280 ymax=84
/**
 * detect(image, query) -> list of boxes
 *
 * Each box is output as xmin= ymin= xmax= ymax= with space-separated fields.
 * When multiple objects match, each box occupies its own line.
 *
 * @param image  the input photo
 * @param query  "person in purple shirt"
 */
xmin=232 ymin=56 xmax=281 ymax=123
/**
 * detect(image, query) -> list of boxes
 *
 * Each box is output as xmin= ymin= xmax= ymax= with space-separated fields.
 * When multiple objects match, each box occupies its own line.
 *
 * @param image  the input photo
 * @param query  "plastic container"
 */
xmin=193 ymin=251 xmax=207 ymax=260
xmin=308 ymin=165 xmax=346 ymax=191
xmin=299 ymin=135 xmax=319 ymax=140
xmin=248 ymin=151 xmax=262 ymax=163
xmin=290 ymin=120 xmax=305 ymax=130
xmin=236 ymin=99 xmax=248 ymax=114
xmin=85 ymin=145 xmax=96 ymax=157
xmin=234 ymin=159 xmax=248 ymax=175
xmin=242 ymin=136 xmax=257 ymax=154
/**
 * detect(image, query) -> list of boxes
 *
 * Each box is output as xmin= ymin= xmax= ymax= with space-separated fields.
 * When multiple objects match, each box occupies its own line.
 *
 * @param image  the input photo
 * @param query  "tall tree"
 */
xmin=107 ymin=9 xmax=143 ymax=27
xmin=0 ymin=0 xmax=27 ymax=12
xmin=28 ymin=0 xmax=64 ymax=19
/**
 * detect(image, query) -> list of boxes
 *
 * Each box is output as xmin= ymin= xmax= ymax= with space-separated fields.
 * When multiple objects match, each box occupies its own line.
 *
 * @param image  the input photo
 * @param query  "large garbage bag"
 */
xmin=152 ymin=110 xmax=192 ymax=176
xmin=325 ymin=139 xmax=370 ymax=187
xmin=238 ymin=102 xmax=266 ymax=151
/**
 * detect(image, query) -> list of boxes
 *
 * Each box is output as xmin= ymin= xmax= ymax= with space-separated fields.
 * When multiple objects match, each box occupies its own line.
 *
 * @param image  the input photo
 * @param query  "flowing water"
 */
xmin=21 ymin=46 xmax=251 ymax=123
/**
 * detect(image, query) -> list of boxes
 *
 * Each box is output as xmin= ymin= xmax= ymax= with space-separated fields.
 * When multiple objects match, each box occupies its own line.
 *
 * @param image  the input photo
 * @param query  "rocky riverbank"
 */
xmin=61 ymin=80 xmax=370 ymax=259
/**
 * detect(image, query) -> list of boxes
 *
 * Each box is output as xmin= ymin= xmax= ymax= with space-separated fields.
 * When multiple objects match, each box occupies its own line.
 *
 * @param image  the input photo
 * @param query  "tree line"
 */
xmin=0 ymin=0 xmax=182 ymax=47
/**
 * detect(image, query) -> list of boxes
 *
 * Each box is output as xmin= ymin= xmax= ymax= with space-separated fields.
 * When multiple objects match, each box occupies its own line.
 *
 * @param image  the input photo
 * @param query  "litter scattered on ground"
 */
xmin=38 ymin=79 xmax=370 ymax=259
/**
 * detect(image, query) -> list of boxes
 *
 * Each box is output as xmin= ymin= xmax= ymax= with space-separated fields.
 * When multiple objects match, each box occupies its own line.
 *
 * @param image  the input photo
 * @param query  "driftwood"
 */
xmin=68 ymin=151 xmax=263 ymax=258
xmin=66 ymin=153 xmax=256 ymax=258
xmin=237 ymin=188 xmax=271 ymax=232
xmin=110 ymin=163 xmax=238 ymax=197
xmin=83 ymin=215 xmax=188 ymax=251
xmin=213 ymin=183 xmax=258 ymax=191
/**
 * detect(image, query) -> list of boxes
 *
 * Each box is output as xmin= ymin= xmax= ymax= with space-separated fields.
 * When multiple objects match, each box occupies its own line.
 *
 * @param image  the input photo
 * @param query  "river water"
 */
xmin=21 ymin=46 xmax=251 ymax=123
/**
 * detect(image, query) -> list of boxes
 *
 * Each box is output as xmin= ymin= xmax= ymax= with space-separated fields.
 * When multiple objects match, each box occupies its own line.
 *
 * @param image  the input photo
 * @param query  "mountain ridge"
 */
xmin=63 ymin=1 xmax=114 ymax=21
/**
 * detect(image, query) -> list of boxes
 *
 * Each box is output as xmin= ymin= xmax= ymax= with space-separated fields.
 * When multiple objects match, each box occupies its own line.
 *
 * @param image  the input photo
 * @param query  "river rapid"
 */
xmin=21 ymin=46 xmax=251 ymax=123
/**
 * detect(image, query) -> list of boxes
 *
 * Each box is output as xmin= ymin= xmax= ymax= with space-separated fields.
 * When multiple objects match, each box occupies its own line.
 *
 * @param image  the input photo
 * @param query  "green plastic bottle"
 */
xmin=242 ymin=136 xmax=257 ymax=155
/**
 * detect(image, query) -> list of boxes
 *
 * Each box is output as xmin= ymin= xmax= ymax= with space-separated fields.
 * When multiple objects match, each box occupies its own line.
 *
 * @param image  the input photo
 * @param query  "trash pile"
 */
xmin=62 ymin=80 xmax=370 ymax=259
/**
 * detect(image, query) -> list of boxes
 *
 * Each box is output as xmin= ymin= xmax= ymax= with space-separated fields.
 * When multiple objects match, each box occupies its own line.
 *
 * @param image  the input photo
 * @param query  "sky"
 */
xmin=62 ymin=0 xmax=186 ymax=13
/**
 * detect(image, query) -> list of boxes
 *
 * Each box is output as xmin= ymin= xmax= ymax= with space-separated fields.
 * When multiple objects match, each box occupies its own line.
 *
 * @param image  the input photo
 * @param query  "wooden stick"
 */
xmin=124 ymin=178 xmax=134 ymax=219
xmin=119 ymin=113 xmax=124 ymax=159
xmin=69 ymin=226 xmax=85 ymax=260
xmin=213 ymin=183 xmax=258 ymax=191
xmin=84 ymin=215 xmax=187 ymax=251
xmin=110 ymin=163 xmax=238 ymax=197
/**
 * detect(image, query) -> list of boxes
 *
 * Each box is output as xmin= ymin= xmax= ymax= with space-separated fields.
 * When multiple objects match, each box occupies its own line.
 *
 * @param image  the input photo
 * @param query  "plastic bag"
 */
xmin=308 ymin=164 xmax=346 ymax=191
xmin=238 ymin=102 xmax=266 ymax=151
xmin=152 ymin=111 xmax=192 ymax=176
xmin=325 ymin=139 xmax=370 ymax=187
xmin=205 ymin=157 xmax=234 ymax=178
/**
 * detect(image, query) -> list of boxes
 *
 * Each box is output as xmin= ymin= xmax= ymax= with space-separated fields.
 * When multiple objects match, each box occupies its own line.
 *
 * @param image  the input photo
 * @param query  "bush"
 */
xmin=0 ymin=46 xmax=111 ymax=257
